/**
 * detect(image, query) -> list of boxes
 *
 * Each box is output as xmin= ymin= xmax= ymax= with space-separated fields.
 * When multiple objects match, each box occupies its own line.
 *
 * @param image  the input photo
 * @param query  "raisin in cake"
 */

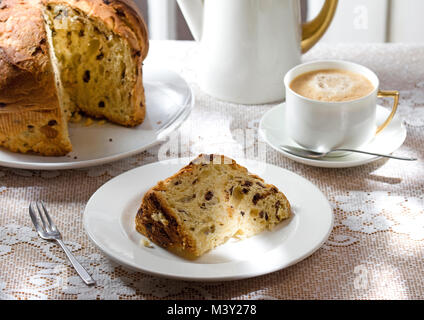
xmin=0 ymin=0 xmax=148 ymax=156
xmin=136 ymin=155 xmax=291 ymax=259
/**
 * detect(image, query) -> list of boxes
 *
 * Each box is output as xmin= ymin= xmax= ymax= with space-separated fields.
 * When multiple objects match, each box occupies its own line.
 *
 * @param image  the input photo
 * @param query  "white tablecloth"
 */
xmin=0 ymin=41 xmax=423 ymax=299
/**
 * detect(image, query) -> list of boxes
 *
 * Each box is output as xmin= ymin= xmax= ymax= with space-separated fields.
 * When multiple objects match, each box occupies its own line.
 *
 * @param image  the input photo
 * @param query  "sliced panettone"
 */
xmin=135 ymin=155 xmax=291 ymax=259
xmin=0 ymin=0 xmax=73 ymax=156
xmin=0 ymin=0 xmax=149 ymax=156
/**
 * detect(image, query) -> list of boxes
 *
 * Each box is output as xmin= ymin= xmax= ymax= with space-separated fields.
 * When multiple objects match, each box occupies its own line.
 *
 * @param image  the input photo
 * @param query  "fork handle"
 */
xmin=56 ymin=239 xmax=96 ymax=286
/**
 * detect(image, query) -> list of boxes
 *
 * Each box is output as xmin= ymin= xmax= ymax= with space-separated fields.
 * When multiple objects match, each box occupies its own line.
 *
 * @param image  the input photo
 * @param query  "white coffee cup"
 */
xmin=284 ymin=60 xmax=399 ymax=152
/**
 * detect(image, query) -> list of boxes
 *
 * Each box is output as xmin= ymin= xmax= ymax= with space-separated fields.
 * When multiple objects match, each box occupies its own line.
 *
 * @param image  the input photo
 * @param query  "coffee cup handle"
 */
xmin=376 ymin=90 xmax=399 ymax=134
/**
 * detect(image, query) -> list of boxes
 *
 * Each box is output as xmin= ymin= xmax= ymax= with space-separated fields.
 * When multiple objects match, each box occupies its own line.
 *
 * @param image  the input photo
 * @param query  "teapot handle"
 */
xmin=301 ymin=0 xmax=338 ymax=53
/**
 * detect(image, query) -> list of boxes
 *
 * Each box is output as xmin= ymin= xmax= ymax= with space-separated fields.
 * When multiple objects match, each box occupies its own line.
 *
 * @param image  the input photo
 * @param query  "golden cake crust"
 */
xmin=136 ymin=188 xmax=199 ymax=259
xmin=0 ymin=0 xmax=72 ymax=156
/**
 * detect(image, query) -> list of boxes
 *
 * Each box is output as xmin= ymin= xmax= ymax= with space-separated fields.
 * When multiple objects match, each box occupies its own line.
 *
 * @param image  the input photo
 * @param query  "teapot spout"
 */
xmin=176 ymin=0 xmax=204 ymax=41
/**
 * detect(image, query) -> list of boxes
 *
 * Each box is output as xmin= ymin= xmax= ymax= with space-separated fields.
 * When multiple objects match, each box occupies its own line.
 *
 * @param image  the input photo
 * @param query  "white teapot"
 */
xmin=177 ymin=0 xmax=338 ymax=104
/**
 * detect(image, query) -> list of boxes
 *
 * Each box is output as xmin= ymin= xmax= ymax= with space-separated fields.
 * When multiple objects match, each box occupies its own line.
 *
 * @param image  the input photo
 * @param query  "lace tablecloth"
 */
xmin=1 ymin=41 xmax=423 ymax=300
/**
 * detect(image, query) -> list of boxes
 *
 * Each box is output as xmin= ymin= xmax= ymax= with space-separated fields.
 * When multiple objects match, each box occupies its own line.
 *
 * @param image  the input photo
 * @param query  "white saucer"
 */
xmin=0 ymin=65 xmax=193 ymax=170
xmin=83 ymin=158 xmax=333 ymax=281
xmin=259 ymin=103 xmax=407 ymax=168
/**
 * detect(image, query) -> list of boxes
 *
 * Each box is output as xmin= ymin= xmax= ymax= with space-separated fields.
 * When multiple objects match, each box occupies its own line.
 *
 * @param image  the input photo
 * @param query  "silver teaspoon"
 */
xmin=280 ymin=145 xmax=417 ymax=161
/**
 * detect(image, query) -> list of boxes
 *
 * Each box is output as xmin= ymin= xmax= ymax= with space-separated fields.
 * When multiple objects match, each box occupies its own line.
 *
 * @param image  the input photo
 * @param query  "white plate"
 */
xmin=0 ymin=65 xmax=193 ymax=170
xmin=83 ymin=158 xmax=333 ymax=281
xmin=259 ymin=103 xmax=407 ymax=168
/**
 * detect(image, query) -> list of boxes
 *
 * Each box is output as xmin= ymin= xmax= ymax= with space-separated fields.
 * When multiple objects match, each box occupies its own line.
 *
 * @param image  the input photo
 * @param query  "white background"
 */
xmin=133 ymin=0 xmax=424 ymax=42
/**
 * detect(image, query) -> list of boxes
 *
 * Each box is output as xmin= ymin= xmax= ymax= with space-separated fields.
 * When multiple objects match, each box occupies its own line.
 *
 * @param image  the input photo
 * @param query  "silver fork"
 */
xmin=29 ymin=201 xmax=96 ymax=286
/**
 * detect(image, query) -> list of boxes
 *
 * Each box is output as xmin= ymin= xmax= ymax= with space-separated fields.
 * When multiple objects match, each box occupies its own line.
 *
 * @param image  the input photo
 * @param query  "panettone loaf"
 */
xmin=0 ymin=0 xmax=149 ymax=156
xmin=136 ymin=155 xmax=291 ymax=259
xmin=0 ymin=0 xmax=73 ymax=155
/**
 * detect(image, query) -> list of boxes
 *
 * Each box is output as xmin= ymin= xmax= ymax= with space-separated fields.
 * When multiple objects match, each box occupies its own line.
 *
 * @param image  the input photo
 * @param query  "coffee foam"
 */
xmin=290 ymin=69 xmax=375 ymax=102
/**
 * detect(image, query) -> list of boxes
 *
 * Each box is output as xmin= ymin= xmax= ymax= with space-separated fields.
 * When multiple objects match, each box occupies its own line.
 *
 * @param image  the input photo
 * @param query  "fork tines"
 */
xmin=29 ymin=201 xmax=59 ymax=236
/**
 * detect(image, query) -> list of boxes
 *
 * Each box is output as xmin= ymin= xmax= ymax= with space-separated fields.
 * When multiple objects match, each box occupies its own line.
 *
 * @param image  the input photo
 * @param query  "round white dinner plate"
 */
xmin=83 ymin=158 xmax=333 ymax=281
xmin=259 ymin=103 xmax=407 ymax=168
xmin=0 ymin=65 xmax=193 ymax=170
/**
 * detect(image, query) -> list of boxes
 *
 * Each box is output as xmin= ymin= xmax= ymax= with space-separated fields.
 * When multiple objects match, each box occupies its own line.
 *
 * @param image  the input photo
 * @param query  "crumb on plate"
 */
xmin=142 ymin=239 xmax=154 ymax=248
xmin=84 ymin=118 xmax=93 ymax=126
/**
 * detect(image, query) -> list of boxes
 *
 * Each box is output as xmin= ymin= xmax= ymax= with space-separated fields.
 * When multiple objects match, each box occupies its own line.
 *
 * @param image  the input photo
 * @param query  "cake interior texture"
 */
xmin=44 ymin=4 xmax=138 ymax=126
xmin=136 ymin=155 xmax=291 ymax=259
